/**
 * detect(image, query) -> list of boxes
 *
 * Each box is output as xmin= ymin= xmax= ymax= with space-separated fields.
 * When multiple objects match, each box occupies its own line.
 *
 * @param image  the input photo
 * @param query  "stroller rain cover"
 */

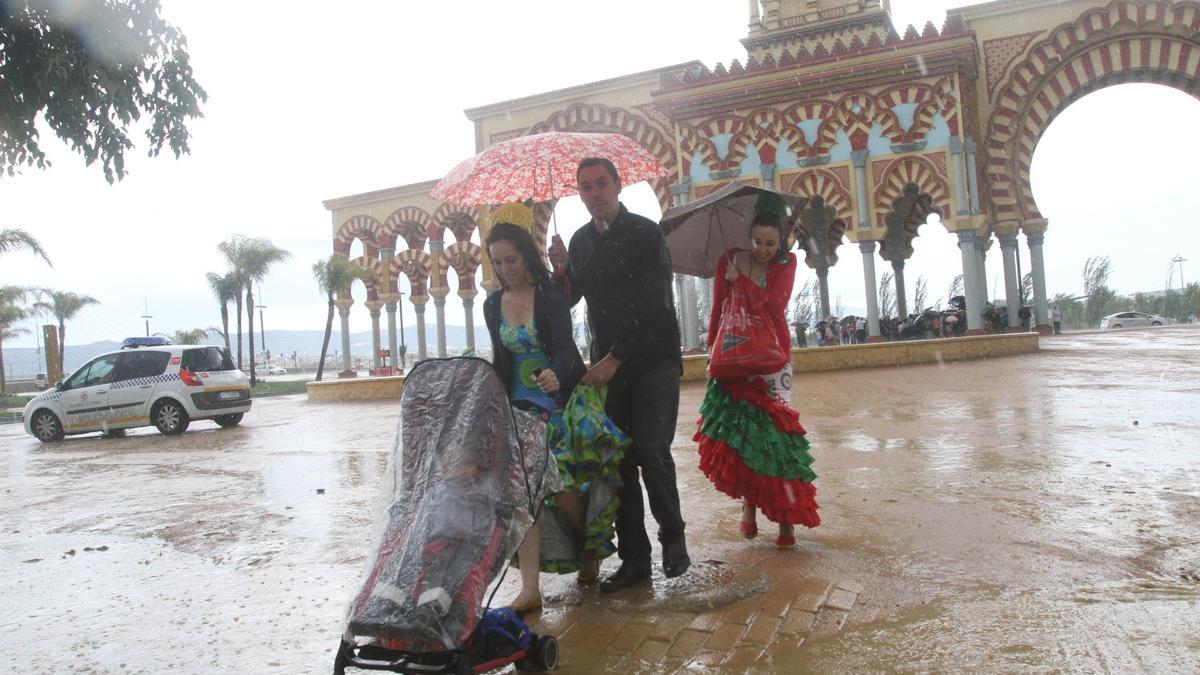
xmin=342 ymin=358 xmax=553 ymax=653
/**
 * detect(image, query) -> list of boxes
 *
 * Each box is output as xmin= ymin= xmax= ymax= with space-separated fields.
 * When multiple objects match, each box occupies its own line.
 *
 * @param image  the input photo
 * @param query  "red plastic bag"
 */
xmin=708 ymin=279 xmax=789 ymax=381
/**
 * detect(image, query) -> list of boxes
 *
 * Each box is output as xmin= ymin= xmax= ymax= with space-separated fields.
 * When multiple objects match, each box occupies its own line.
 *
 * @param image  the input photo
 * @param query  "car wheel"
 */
xmin=1151 ymin=321 xmax=1162 ymax=326
xmin=152 ymin=399 xmax=190 ymax=435
xmin=31 ymin=409 xmax=65 ymax=442
xmin=214 ymin=413 xmax=244 ymax=428
xmin=1111 ymin=324 xmax=1122 ymax=329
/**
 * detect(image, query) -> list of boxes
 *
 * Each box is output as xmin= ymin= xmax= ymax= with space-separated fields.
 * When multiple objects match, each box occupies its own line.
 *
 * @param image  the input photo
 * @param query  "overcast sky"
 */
xmin=3 ymin=0 xmax=1198 ymax=353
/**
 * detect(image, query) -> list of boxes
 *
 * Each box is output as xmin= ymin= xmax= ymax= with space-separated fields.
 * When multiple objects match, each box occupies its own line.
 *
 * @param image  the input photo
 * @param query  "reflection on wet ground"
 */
xmin=2 ymin=327 xmax=1198 ymax=672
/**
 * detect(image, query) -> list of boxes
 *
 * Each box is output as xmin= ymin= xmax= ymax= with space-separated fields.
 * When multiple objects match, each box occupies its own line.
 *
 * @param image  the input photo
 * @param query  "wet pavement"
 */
xmin=3 ymin=327 xmax=1198 ymax=673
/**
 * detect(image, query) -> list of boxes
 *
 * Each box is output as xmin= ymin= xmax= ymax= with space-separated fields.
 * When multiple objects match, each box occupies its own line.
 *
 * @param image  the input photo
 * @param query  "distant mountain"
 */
xmin=2 ymin=325 xmax=494 ymax=378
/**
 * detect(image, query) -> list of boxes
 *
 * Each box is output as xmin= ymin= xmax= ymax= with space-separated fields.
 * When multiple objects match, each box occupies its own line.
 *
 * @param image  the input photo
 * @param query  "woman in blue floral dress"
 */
xmin=483 ymin=204 xmax=622 ymax=613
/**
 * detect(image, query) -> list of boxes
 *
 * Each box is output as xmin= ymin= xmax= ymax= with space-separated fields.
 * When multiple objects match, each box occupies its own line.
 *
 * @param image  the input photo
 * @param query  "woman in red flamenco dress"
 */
xmin=695 ymin=196 xmax=820 ymax=547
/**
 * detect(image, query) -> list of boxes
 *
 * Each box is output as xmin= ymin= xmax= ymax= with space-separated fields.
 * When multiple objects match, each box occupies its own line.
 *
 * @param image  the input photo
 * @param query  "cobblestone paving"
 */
xmin=524 ymin=574 xmax=862 ymax=672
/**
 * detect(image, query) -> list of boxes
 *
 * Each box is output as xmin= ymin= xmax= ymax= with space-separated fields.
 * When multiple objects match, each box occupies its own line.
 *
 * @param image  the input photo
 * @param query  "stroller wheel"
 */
xmin=332 ymin=643 xmax=348 ymax=675
xmin=533 ymin=635 xmax=559 ymax=671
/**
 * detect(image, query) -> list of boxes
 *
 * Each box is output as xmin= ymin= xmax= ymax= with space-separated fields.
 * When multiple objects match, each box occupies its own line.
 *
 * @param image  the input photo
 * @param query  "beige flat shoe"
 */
xmin=508 ymin=595 xmax=543 ymax=614
xmin=576 ymin=559 xmax=600 ymax=584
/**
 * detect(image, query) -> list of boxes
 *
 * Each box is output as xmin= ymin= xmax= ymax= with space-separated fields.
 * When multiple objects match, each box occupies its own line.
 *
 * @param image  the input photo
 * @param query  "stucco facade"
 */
xmin=322 ymin=0 xmax=1200 ymax=371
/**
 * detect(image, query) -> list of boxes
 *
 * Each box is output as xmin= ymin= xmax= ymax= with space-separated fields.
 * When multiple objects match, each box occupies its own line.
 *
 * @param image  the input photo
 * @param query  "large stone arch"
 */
xmin=872 ymin=155 xmax=950 ymax=228
xmin=334 ymin=215 xmax=383 ymax=257
xmin=382 ymin=207 xmax=434 ymax=250
xmin=985 ymin=0 xmax=1200 ymax=223
xmin=528 ymin=102 xmax=678 ymax=210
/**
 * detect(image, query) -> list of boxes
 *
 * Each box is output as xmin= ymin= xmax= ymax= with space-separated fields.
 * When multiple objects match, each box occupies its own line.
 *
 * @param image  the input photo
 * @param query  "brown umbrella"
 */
xmin=660 ymin=183 xmax=808 ymax=278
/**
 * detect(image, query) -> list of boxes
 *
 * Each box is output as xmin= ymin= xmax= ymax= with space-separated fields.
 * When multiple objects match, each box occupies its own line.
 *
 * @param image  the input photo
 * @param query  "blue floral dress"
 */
xmin=499 ymin=316 xmax=621 ymax=571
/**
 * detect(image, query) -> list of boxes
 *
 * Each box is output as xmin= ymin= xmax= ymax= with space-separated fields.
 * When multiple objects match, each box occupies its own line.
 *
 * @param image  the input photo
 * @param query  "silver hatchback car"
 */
xmin=1099 ymin=311 xmax=1167 ymax=329
xmin=24 ymin=344 xmax=251 ymax=442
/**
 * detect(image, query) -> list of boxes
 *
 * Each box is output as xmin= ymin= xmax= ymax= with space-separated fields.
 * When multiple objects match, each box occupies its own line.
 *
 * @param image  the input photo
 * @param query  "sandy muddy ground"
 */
xmin=2 ymin=326 xmax=1198 ymax=673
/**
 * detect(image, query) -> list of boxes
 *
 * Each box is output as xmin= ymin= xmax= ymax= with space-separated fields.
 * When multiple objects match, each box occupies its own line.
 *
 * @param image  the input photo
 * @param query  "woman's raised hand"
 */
xmin=725 ymin=254 xmax=740 ymax=282
xmin=535 ymin=367 xmax=559 ymax=394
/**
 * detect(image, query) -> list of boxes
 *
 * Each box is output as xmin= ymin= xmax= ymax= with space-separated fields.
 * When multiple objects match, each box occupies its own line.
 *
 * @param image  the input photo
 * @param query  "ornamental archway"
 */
xmin=985 ymin=0 xmax=1200 ymax=226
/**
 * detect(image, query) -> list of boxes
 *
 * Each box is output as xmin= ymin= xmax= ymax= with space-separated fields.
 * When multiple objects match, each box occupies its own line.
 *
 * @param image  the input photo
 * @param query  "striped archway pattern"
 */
xmin=985 ymin=0 xmax=1200 ymax=222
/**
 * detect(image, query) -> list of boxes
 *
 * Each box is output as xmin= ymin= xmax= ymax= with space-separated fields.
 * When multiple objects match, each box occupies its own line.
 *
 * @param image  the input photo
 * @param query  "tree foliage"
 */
xmin=0 ymin=285 xmax=32 ymax=393
xmin=1082 ymin=256 xmax=1118 ymax=327
xmin=947 ymin=274 xmax=963 ymax=303
xmin=205 ymin=271 xmax=236 ymax=352
xmin=0 ymin=227 xmax=51 ymax=264
xmin=220 ymin=236 xmax=289 ymax=386
xmin=878 ymin=271 xmax=895 ymax=318
xmin=312 ymin=254 xmax=373 ymax=382
xmin=32 ymin=288 xmax=98 ymax=368
xmin=913 ymin=274 xmax=928 ymax=312
xmin=164 ymin=328 xmax=209 ymax=345
xmin=790 ymin=278 xmax=818 ymax=329
xmin=1 ymin=0 xmax=206 ymax=182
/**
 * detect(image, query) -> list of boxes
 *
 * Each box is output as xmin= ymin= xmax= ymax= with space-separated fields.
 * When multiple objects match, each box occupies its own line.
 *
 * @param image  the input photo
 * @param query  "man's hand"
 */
xmin=548 ymin=234 xmax=568 ymax=271
xmin=581 ymin=353 xmax=620 ymax=387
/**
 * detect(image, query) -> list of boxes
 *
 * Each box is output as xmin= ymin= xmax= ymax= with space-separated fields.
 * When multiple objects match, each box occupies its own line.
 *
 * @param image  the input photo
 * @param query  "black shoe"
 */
xmin=599 ymin=562 xmax=651 ymax=593
xmin=661 ymin=538 xmax=691 ymax=579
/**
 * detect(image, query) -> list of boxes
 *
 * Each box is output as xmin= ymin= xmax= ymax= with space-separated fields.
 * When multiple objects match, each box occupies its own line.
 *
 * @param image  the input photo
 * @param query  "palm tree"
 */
xmin=217 ymin=238 xmax=248 ymax=369
xmin=312 ymin=254 xmax=374 ymax=382
xmin=33 ymin=290 xmax=100 ymax=373
xmin=0 ymin=228 xmax=52 ymax=266
xmin=0 ymin=286 xmax=32 ymax=394
xmin=159 ymin=328 xmax=210 ymax=345
xmin=206 ymin=271 xmax=238 ymax=353
xmin=221 ymin=236 xmax=290 ymax=386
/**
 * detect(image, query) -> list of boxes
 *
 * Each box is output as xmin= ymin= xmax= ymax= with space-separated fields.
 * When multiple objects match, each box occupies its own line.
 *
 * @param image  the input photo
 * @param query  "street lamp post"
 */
xmin=141 ymin=299 xmax=152 ymax=337
xmin=257 ymin=284 xmax=267 ymax=364
xmin=1171 ymin=255 xmax=1187 ymax=291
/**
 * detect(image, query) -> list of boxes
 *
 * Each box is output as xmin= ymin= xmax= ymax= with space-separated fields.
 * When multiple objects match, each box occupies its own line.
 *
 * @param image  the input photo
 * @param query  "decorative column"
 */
xmin=1026 ymin=230 xmax=1052 ymax=334
xmin=412 ymin=297 xmax=429 ymax=360
xmin=998 ymin=233 xmax=1022 ymax=332
xmin=815 ymin=268 xmax=831 ymax=319
xmin=892 ymin=260 xmax=907 ymax=318
xmin=428 ymin=239 xmax=448 ymax=357
xmin=366 ymin=300 xmax=383 ymax=370
xmin=795 ymin=196 xmax=844 ymax=321
xmin=385 ymin=300 xmax=400 ymax=367
xmin=460 ymin=289 xmax=478 ymax=352
xmin=965 ymin=139 xmax=981 ymax=215
xmin=949 ymin=138 xmax=968 ymax=217
xmin=852 ymin=149 xmax=881 ymax=340
xmin=860 ymin=241 xmax=882 ymax=340
xmin=975 ymin=239 xmax=989 ymax=306
xmin=956 ymin=231 xmax=984 ymax=334
xmin=879 ymin=183 xmax=933 ymax=320
xmin=432 ymin=292 xmax=448 ymax=357
xmin=671 ymin=181 xmax=700 ymax=350
xmin=380 ymin=246 xmax=399 ymax=371
xmin=335 ymin=297 xmax=355 ymax=378
xmin=760 ymin=163 xmax=776 ymax=191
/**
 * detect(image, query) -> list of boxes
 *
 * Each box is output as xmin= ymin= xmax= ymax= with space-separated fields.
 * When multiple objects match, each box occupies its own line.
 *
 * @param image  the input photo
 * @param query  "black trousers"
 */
xmin=604 ymin=358 xmax=686 ymax=566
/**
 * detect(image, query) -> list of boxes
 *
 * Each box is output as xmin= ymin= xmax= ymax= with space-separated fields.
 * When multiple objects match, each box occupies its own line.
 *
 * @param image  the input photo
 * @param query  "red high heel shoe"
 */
xmin=739 ymin=519 xmax=758 ymax=539
xmin=776 ymin=525 xmax=795 ymax=547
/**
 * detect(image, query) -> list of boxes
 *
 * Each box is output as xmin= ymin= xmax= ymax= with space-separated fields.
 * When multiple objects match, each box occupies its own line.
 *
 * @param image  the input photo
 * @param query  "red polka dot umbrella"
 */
xmin=430 ymin=131 xmax=668 ymax=206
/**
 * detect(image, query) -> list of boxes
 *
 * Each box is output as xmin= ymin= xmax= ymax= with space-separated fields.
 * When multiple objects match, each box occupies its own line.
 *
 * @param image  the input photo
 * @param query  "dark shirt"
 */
xmin=483 ymin=284 xmax=586 ymax=409
xmin=563 ymin=204 xmax=681 ymax=371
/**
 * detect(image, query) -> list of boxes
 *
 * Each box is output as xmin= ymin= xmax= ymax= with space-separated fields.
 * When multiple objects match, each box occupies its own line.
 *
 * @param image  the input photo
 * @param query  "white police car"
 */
xmin=23 ymin=339 xmax=252 ymax=442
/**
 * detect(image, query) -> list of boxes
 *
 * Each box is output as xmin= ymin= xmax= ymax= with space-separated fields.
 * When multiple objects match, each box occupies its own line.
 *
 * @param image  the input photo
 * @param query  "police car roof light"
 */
xmin=121 ymin=336 xmax=173 ymax=349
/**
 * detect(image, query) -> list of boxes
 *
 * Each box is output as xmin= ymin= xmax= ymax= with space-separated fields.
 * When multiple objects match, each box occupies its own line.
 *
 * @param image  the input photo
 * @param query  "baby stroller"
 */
xmin=334 ymin=358 xmax=560 ymax=673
